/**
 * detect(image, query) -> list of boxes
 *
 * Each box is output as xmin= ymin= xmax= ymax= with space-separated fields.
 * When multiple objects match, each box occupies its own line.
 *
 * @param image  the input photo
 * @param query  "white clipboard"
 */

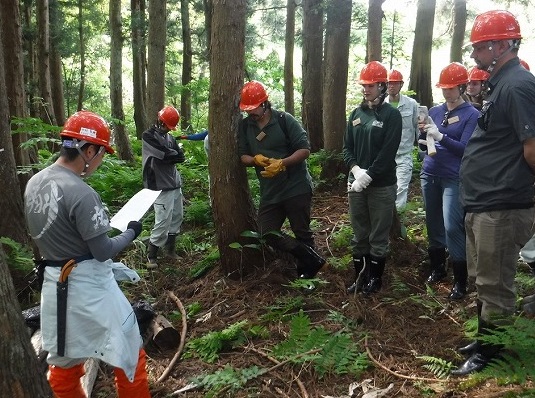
xmin=109 ymin=188 xmax=161 ymax=232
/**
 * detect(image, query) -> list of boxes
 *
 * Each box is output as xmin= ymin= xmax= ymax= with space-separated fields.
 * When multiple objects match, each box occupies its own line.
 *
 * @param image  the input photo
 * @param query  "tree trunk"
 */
xmin=146 ymin=0 xmax=166 ymax=124
xmin=49 ymin=0 xmax=65 ymax=126
xmin=209 ymin=0 xmax=264 ymax=278
xmin=321 ymin=0 xmax=352 ymax=189
xmin=450 ymin=0 xmax=466 ymax=63
xmin=131 ymin=0 xmax=148 ymax=139
xmin=110 ymin=0 xmax=134 ymax=161
xmin=302 ymin=0 xmax=323 ymax=152
xmin=36 ymin=0 xmax=56 ymax=125
xmin=0 ymin=5 xmax=31 ymax=246
xmin=203 ymin=0 xmax=213 ymax=62
xmin=22 ymin=2 xmax=38 ymax=118
xmin=366 ymin=0 xmax=385 ymax=62
xmin=76 ymin=0 xmax=85 ymax=111
xmin=0 ymin=30 xmax=51 ymax=395
xmin=408 ymin=0 xmax=436 ymax=107
xmin=180 ymin=0 xmax=193 ymax=131
xmin=1 ymin=0 xmax=33 ymax=194
xmin=284 ymin=0 xmax=296 ymax=115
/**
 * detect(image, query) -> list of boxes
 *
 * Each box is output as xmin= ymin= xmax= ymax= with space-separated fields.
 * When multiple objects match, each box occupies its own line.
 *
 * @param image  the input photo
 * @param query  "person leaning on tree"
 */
xmin=418 ymin=62 xmax=479 ymax=301
xmin=237 ymin=80 xmax=326 ymax=280
xmin=24 ymin=111 xmax=151 ymax=397
xmin=384 ymin=69 xmax=419 ymax=210
xmin=142 ymin=105 xmax=186 ymax=268
xmin=454 ymin=10 xmax=535 ymax=376
xmin=343 ymin=61 xmax=402 ymax=296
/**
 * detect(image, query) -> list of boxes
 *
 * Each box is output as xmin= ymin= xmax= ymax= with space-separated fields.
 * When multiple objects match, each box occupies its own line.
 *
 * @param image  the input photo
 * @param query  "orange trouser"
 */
xmin=49 ymin=349 xmax=150 ymax=398
xmin=114 ymin=349 xmax=151 ymax=398
xmin=48 ymin=363 xmax=86 ymax=398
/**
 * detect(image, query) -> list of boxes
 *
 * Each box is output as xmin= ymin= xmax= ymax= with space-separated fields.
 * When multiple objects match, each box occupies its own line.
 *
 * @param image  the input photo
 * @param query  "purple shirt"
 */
xmin=422 ymin=102 xmax=479 ymax=179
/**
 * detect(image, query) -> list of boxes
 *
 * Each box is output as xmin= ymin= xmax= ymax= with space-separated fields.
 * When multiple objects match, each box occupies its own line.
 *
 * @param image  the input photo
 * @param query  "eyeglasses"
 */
xmin=477 ymin=100 xmax=493 ymax=131
xmin=441 ymin=111 xmax=450 ymax=127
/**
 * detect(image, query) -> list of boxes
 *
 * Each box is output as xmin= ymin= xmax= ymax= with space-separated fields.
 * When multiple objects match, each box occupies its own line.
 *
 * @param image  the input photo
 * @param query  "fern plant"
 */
xmin=185 ymin=320 xmax=268 ymax=363
xmin=417 ymin=355 xmax=455 ymax=379
xmin=271 ymin=310 xmax=369 ymax=377
xmin=190 ymin=364 xmax=265 ymax=397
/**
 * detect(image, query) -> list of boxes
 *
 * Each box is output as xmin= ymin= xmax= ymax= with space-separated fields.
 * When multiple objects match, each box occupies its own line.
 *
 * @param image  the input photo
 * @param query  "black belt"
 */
xmin=45 ymin=254 xmax=94 ymax=268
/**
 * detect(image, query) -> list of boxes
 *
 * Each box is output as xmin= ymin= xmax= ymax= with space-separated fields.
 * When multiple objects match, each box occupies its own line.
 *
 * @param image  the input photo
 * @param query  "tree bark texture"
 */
xmin=209 ymin=0 xmax=265 ymax=277
xmin=366 ymin=0 xmax=385 ymax=62
xmin=408 ymin=0 xmax=436 ymax=107
xmin=321 ymin=0 xmax=352 ymax=187
xmin=181 ymin=0 xmax=193 ymax=131
xmin=1 ymin=0 xmax=33 ymax=194
xmin=110 ymin=0 xmax=134 ymax=161
xmin=284 ymin=0 xmax=296 ymax=115
xmin=37 ymin=0 xmax=56 ymax=125
xmin=302 ymin=0 xmax=324 ymax=152
xmin=131 ymin=0 xmax=148 ymax=139
xmin=0 ymin=12 xmax=31 ymax=246
xmin=0 ymin=249 xmax=51 ymax=394
xmin=450 ymin=0 xmax=466 ymax=63
xmin=49 ymin=0 xmax=65 ymax=126
xmin=146 ymin=0 xmax=166 ymax=124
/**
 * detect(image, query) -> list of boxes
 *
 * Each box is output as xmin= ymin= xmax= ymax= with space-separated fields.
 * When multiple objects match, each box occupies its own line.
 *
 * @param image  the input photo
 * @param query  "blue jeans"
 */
xmin=420 ymin=174 xmax=465 ymax=261
xmin=348 ymin=184 xmax=396 ymax=258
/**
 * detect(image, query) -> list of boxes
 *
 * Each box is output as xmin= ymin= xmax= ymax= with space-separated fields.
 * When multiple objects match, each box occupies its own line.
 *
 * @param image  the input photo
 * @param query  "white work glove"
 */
xmin=350 ymin=179 xmax=364 ymax=192
xmin=425 ymin=124 xmax=443 ymax=142
xmin=356 ymin=171 xmax=372 ymax=189
xmin=350 ymin=165 xmax=366 ymax=179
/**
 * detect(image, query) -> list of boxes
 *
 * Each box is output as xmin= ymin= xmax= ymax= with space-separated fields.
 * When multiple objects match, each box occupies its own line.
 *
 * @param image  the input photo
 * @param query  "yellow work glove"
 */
xmin=260 ymin=158 xmax=286 ymax=178
xmin=253 ymin=154 xmax=270 ymax=167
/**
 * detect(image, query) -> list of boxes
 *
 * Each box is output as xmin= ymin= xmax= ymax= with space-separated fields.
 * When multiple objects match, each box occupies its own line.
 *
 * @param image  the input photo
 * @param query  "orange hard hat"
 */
xmin=467 ymin=66 xmax=490 ymax=82
xmin=436 ymin=62 xmax=469 ymax=89
xmin=469 ymin=10 xmax=521 ymax=45
xmin=158 ymin=106 xmax=180 ymax=130
xmin=239 ymin=81 xmax=269 ymax=111
xmin=387 ymin=69 xmax=404 ymax=82
xmin=359 ymin=61 xmax=388 ymax=84
xmin=61 ymin=111 xmax=114 ymax=154
xmin=520 ymin=59 xmax=530 ymax=71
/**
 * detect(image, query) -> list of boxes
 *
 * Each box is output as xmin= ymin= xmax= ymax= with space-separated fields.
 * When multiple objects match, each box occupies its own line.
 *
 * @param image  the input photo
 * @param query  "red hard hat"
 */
xmin=467 ymin=66 xmax=490 ymax=82
xmin=469 ymin=10 xmax=522 ymax=45
xmin=436 ymin=62 xmax=469 ymax=89
xmin=387 ymin=69 xmax=404 ymax=82
xmin=359 ymin=61 xmax=388 ymax=84
xmin=520 ymin=59 xmax=530 ymax=71
xmin=239 ymin=81 xmax=269 ymax=111
xmin=158 ymin=106 xmax=180 ymax=130
xmin=61 ymin=111 xmax=114 ymax=154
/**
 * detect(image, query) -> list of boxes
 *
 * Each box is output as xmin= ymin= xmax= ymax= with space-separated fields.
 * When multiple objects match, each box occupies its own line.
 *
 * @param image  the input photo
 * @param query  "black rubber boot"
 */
xmin=164 ymin=233 xmax=180 ymax=259
xmin=458 ymin=300 xmax=482 ymax=356
xmin=347 ymin=255 xmax=369 ymax=294
xmin=452 ymin=318 xmax=502 ymax=376
xmin=290 ymin=243 xmax=327 ymax=279
xmin=147 ymin=242 xmax=159 ymax=269
xmin=426 ymin=247 xmax=447 ymax=284
xmin=448 ymin=261 xmax=468 ymax=300
xmin=362 ymin=256 xmax=385 ymax=295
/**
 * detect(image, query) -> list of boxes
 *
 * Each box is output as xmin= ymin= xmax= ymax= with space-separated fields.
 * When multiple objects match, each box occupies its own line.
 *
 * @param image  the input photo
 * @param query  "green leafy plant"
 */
xmin=417 ymin=355 xmax=454 ymax=379
xmin=190 ymin=364 xmax=265 ymax=397
xmin=0 ymin=238 xmax=34 ymax=273
xmin=260 ymin=296 xmax=306 ymax=323
xmin=185 ymin=320 xmax=268 ymax=363
xmin=271 ymin=310 xmax=369 ymax=377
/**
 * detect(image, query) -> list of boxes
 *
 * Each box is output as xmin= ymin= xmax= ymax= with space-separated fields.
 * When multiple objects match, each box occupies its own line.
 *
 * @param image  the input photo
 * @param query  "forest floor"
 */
xmin=19 ymin=182 xmax=535 ymax=398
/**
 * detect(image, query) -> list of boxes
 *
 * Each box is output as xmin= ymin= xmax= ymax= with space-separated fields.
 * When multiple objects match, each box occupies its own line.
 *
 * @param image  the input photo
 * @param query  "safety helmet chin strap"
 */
xmin=486 ymin=39 xmax=519 ymax=74
xmin=63 ymin=138 xmax=105 ymax=176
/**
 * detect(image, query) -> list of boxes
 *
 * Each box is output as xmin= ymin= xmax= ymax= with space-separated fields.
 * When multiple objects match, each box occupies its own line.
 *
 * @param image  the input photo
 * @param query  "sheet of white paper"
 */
xmin=110 ymin=189 xmax=161 ymax=232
